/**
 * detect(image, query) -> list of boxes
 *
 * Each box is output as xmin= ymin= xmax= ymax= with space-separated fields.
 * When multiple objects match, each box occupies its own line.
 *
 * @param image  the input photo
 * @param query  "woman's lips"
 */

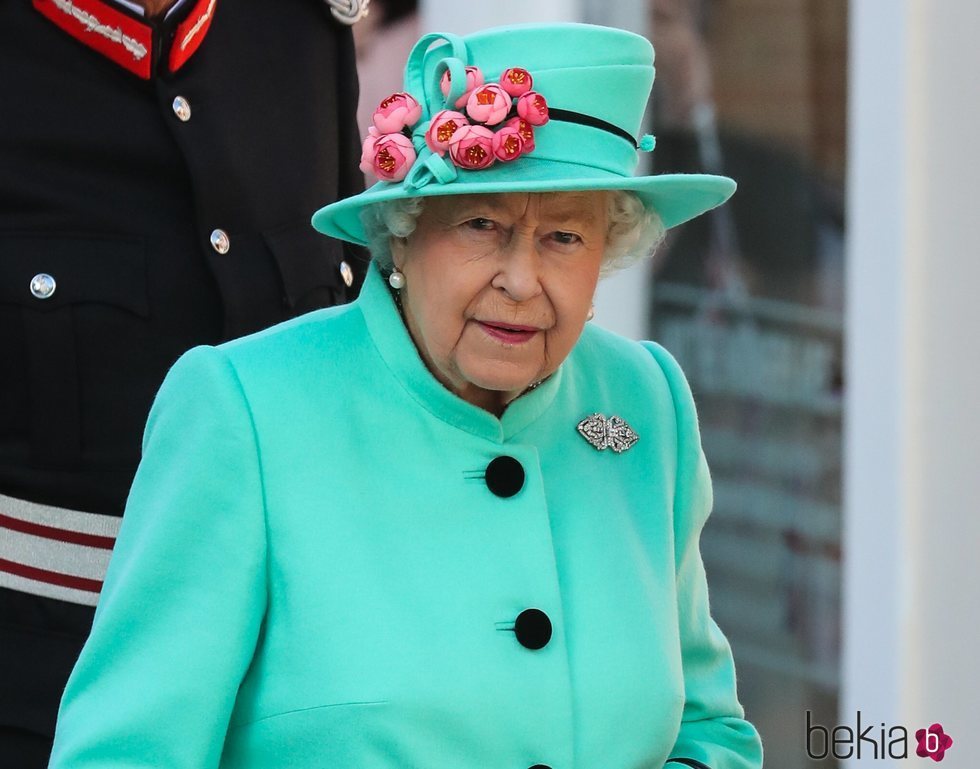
xmin=476 ymin=320 xmax=540 ymax=345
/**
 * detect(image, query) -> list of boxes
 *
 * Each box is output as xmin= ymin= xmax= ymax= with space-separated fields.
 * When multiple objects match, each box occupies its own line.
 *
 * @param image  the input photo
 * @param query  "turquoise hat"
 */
xmin=312 ymin=22 xmax=735 ymax=245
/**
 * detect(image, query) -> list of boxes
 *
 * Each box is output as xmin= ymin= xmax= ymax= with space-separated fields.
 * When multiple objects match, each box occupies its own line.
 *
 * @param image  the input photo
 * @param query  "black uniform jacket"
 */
xmin=0 ymin=0 xmax=365 ymax=743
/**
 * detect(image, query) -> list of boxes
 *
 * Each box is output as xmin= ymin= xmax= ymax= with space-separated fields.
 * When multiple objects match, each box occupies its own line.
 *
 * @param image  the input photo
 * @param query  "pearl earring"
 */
xmin=586 ymin=304 xmax=595 ymax=321
xmin=388 ymin=270 xmax=405 ymax=290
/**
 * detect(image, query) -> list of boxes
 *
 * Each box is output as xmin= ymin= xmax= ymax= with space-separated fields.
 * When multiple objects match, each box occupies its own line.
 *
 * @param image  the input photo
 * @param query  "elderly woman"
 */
xmin=49 ymin=23 xmax=763 ymax=769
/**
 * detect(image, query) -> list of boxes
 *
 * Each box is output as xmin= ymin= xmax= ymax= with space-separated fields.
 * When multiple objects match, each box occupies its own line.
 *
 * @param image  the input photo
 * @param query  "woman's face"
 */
xmin=391 ymin=191 xmax=608 ymax=415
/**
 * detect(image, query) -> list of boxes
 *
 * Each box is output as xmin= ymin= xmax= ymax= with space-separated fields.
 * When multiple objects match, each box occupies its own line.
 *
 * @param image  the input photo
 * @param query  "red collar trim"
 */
xmin=169 ymin=0 xmax=216 ymax=72
xmin=33 ymin=0 xmax=218 ymax=80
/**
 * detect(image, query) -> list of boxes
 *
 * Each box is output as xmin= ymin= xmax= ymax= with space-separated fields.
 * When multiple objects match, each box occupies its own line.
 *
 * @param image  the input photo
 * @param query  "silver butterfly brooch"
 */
xmin=576 ymin=413 xmax=639 ymax=453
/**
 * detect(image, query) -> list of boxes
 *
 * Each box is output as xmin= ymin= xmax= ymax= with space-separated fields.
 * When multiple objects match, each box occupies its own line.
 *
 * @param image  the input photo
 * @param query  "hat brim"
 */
xmin=312 ymin=157 xmax=735 ymax=246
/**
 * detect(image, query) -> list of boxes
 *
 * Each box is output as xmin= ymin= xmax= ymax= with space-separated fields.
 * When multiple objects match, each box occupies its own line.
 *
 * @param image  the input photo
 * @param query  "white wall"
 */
xmin=844 ymin=0 xmax=980 ymax=764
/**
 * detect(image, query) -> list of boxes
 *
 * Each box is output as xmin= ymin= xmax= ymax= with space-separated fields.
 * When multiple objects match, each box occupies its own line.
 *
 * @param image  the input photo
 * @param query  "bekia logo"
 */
xmin=915 ymin=724 xmax=953 ymax=762
xmin=807 ymin=712 xmax=954 ymax=761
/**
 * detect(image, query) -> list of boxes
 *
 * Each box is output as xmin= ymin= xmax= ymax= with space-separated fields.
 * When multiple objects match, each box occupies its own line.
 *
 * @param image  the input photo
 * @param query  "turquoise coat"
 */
xmin=50 ymin=263 xmax=763 ymax=769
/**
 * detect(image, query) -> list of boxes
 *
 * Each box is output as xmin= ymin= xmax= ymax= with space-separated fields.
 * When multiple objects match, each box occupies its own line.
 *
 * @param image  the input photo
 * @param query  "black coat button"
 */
xmin=514 ymin=608 xmax=552 ymax=650
xmin=485 ymin=455 xmax=525 ymax=498
xmin=529 ymin=765 xmax=553 ymax=769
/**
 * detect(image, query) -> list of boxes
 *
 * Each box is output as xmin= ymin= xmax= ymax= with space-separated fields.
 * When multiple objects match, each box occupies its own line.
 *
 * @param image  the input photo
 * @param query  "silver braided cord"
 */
xmin=325 ymin=0 xmax=370 ymax=25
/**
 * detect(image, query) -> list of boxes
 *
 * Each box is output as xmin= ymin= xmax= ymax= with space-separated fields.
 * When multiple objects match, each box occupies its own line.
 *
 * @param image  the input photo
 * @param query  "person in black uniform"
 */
xmin=0 ymin=0 xmax=369 ymax=764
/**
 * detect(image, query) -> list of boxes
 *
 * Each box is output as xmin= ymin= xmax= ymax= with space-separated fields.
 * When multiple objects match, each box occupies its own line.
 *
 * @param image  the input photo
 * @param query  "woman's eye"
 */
xmin=550 ymin=231 xmax=582 ymax=246
xmin=464 ymin=217 xmax=496 ymax=231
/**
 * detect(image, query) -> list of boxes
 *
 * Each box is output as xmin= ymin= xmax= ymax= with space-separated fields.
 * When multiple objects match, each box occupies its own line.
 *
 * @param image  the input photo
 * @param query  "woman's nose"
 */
xmin=491 ymin=233 xmax=543 ymax=301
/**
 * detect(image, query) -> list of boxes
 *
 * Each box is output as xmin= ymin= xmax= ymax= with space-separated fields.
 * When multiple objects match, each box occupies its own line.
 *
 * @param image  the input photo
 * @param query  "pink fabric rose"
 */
xmin=361 ymin=131 xmax=416 ymax=182
xmin=491 ymin=124 xmax=525 ymax=162
xmin=499 ymin=67 xmax=533 ymax=97
xmin=440 ymin=65 xmax=485 ymax=108
xmin=448 ymin=124 xmax=495 ymax=170
xmin=425 ymin=110 xmax=469 ymax=155
xmin=372 ymin=92 xmax=422 ymax=134
xmin=504 ymin=117 xmax=536 ymax=154
xmin=359 ymin=126 xmax=382 ymax=175
xmin=465 ymin=84 xmax=513 ymax=126
xmin=517 ymin=91 xmax=549 ymax=126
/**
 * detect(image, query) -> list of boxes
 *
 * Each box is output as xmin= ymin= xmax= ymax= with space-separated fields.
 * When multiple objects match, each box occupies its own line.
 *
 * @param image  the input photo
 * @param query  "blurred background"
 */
xmin=355 ymin=1 xmax=978 ymax=766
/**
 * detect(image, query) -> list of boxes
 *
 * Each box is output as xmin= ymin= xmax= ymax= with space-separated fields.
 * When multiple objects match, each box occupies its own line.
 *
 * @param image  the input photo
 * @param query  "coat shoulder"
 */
xmin=146 ymin=303 xmax=371 ymax=423
xmin=572 ymin=323 xmax=687 ymax=399
xmin=216 ymin=301 xmax=367 ymax=385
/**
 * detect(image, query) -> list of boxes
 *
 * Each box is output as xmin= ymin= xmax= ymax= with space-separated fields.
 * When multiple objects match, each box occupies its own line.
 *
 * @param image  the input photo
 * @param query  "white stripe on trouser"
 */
xmin=0 ymin=492 xmax=121 ymax=607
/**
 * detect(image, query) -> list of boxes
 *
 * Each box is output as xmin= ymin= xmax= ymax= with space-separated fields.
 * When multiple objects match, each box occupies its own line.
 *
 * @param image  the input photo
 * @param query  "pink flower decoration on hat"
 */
xmin=425 ymin=110 xmax=469 ymax=155
xmin=449 ymin=124 xmax=496 ymax=170
xmin=361 ymin=130 xmax=416 ymax=182
xmin=465 ymin=84 xmax=513 ymax=126
xmin=504 ymin=117 xmax=536 ymax=154
xmin=440 ymin=66 xmax=485 ymax=108
xmin=372 ymin=92 xmax=422 ymax=134
xmin=359 ymin=127 xmax=382 ymax=174
xmin=517 ymin=91 xmax=549 ymax=126
xmin=359 ymin=62 xmax=550 ymax=181
xmin=499 ymin=67 xmax=533 ymax=97
xmin=491 ymin=123 xmax=525 ymax=162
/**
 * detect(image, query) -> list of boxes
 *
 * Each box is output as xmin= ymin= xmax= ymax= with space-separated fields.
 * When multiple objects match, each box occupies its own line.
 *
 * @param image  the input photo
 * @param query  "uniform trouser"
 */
xmin=1 ymin=726 xmax=54 ymax=769
xmin=1 ymin=493 xmax=119 ymax=768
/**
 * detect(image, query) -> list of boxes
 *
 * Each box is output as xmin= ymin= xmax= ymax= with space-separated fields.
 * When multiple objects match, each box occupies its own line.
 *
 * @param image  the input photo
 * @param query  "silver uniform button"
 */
xmin=210 ymin=229 xmax=230 ymax=254
xmin=30 ymin=273 xmax=57 ymax=300
xmin=172 ymin=96 xmax=192 ymax=122
xmin=339 ymin=260 xmax=354 ymax=288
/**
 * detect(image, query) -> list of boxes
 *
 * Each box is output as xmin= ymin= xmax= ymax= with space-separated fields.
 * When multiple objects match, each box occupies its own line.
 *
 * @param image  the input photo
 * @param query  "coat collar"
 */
xmin=357 ymin=261 xmax=563 ymax=443
xmin=32 ymin=0 xmax=216 ymax=79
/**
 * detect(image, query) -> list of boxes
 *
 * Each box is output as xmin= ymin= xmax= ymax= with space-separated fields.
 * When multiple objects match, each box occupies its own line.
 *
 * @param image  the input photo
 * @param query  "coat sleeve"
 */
xmin=49 ymin=345 xmax=268 ymax=769
xmin=643 ymin=342 xmax=764 ymax=769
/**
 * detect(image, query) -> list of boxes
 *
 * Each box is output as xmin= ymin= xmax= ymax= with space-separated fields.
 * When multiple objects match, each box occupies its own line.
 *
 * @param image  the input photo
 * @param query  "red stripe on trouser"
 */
xmin=0 ymin=512 xmax=116 ymax=549
xmin=0 ymin=557 xmax=103 ymax=593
